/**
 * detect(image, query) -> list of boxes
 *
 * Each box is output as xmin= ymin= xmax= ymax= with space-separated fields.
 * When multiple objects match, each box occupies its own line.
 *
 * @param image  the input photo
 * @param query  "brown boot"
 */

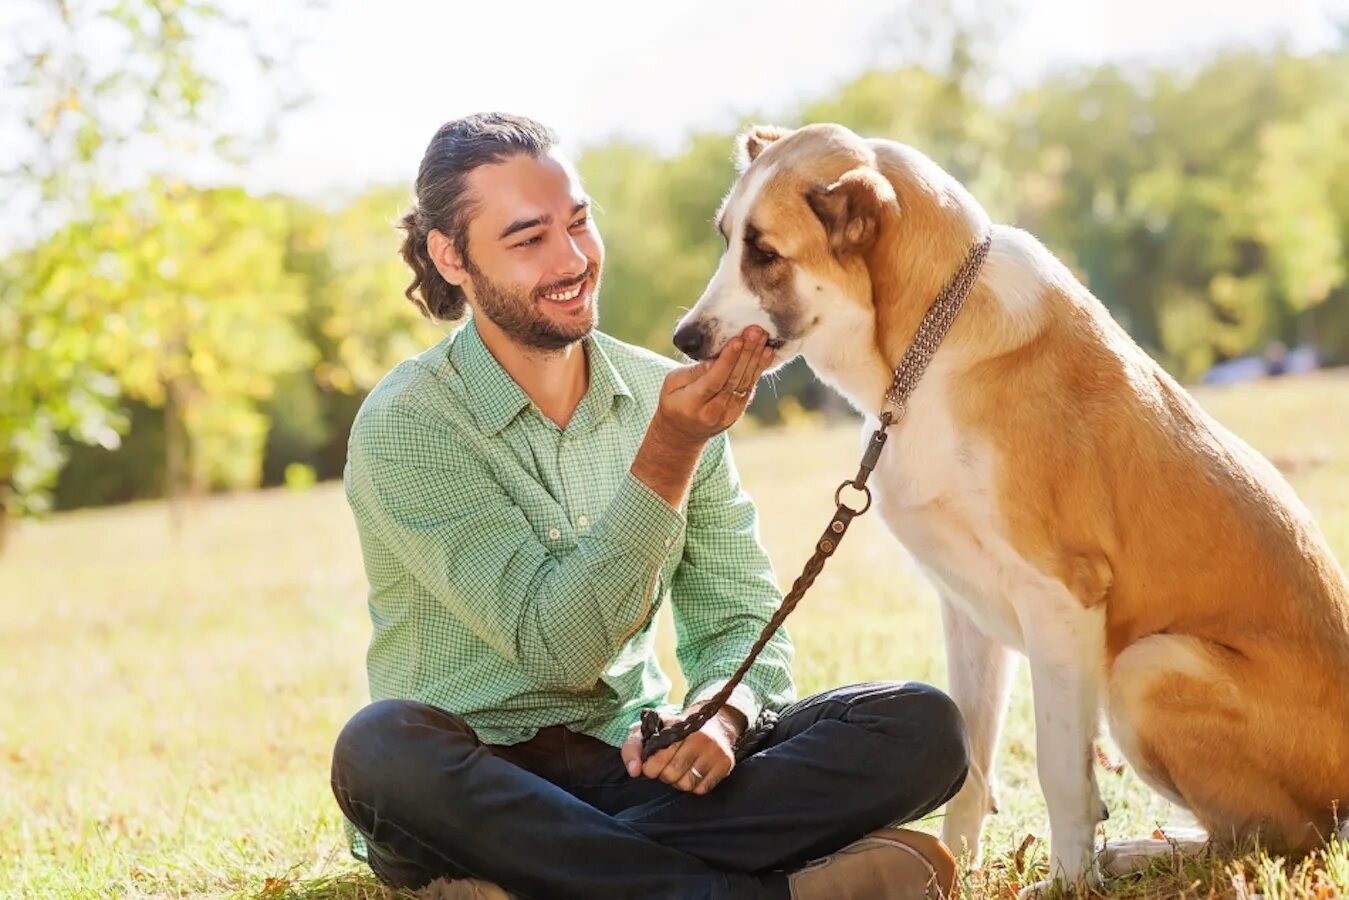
xmin=788 ymin=828 xmax=958 ymax=900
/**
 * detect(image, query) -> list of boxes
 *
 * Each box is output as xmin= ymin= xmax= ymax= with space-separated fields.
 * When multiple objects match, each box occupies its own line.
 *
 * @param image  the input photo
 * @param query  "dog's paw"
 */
xmin=1098 ymin=830 xmax=1208 ymax=876
xmin=1015 ymin=878 xmax=1057 ymax=900
xmin=1016 ymin=875 xmax=1097 ymax=899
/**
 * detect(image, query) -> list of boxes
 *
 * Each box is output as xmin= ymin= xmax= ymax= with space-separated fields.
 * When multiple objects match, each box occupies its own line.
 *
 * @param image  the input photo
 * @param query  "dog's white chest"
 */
xmin=865 ymin=394 xmax=1035 ymax=651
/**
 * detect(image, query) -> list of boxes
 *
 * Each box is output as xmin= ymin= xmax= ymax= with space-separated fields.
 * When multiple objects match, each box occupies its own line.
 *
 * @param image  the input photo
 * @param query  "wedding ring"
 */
xmin=732 ymin=389 xmax=749 ymax=398
xmin=689 ymin=766 xmax=705 ymax=781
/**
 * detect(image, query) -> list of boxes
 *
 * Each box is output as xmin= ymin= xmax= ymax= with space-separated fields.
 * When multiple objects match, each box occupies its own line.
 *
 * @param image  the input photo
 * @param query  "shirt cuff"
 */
xmin=685 ymin=678 xmax=761 ymax=733
xmin=600 ymin=471 xmax=685 ymax=567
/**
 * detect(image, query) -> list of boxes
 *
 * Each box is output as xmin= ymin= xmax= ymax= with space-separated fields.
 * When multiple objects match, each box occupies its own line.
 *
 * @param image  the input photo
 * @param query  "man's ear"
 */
xmin=427 ymin=229 xmax=469 ymax=286
xmin=805 ymin=167 xmax=897 ymax=257
xmin=735 ymin=125 xmax=793 ymax=171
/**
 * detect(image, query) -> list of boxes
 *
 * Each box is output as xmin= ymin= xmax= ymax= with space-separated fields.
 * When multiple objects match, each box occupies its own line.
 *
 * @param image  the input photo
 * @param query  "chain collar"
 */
xmin=879 ymin=233 xmax=993 ymax=426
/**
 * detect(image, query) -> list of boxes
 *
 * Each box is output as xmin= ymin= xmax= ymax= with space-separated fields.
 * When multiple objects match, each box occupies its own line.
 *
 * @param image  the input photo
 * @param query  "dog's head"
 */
xmin=673 ymin=123 xmax=985 ymax=371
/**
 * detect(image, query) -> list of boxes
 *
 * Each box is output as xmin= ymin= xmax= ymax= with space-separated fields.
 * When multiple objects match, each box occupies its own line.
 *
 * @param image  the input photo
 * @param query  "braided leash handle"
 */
xmin=639 ymin=428 xmax=889 ymax=760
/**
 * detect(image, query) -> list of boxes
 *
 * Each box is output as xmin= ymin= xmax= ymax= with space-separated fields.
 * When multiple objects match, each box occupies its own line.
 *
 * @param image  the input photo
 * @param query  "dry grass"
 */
xmin=3 ymin=370 xmax=1348 ymax=898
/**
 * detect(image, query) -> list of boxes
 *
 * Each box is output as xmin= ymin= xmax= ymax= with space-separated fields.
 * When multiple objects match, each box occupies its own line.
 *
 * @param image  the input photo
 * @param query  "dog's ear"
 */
xmin=735 ymin=125 xmax=792 ymax=171
xmin=805 ymin=167 xmax=897 ymax=257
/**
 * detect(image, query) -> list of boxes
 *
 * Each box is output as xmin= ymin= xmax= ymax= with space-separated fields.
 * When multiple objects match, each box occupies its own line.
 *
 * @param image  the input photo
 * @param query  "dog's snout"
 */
xmin=673 ymin=321 xmax=711 ymax=360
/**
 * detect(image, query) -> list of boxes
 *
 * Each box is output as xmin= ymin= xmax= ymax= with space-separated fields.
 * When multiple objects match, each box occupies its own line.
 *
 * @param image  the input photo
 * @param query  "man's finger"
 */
xmin=722 ymin=329 xmax=766 ymax=397
xmin=661 ymin=736 xmax=705 ymax=788
xmin=691 ymin=338 xmax=746 ymax=400
xmin=663 ymin=358 xmax=713 ymax=393
xmin=712 ymin=347 xmax=775 ymax=429
xmin=730 ymin=342 xmax=772 ymax=397
xmin=641 ymin=740 xmax=681 ymax=780
xmin=620 ymin=729 xmax=643 ymax=777
xmin=691 ymin=750 xmax=732 ymax=796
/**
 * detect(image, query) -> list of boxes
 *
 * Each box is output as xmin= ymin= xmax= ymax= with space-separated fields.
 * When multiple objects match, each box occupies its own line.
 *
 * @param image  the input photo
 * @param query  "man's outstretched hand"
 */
xmin=620 ymin=702 xmax=747 ymax=796
xmin=630 ymin=326 xmax=773 ymax=510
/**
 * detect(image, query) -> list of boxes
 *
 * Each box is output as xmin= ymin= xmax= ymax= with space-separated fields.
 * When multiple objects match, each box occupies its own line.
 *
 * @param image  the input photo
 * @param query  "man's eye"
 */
xmin=514 ymin=235 xmax=542 ymax=248
xmin=570 ymin=216 xmax=590 ymax=229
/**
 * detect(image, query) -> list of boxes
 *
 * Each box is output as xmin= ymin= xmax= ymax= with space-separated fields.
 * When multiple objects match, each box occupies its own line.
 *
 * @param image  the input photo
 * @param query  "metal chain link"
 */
xmin=884 ymin=234 xmax=993 ymax=416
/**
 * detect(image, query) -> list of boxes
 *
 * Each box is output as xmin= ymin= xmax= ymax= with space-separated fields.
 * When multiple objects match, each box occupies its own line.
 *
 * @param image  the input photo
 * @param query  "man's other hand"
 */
xmin=620 ymin=702 xmax=747 ymax=796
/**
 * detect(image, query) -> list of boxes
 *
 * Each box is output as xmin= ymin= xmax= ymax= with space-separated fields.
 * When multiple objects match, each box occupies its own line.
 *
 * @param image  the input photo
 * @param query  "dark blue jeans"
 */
xmin=330 ymin=681 xmax=968 ymax=900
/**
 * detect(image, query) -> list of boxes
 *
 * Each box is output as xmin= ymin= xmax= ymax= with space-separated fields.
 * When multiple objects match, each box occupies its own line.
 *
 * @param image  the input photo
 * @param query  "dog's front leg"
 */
xmin=939 ymin=594 xmax=1017 ymax=866
xmin=1018 ymin=596 xmax=1107 ymax=894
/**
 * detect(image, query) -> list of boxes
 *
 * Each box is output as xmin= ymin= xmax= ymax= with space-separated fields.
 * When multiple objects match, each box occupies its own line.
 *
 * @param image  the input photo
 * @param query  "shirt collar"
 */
xmin=450 ymin=318 xmax=633 ymax=435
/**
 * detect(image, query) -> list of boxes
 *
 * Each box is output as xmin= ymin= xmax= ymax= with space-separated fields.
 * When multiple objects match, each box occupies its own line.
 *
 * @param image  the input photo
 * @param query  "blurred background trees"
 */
xmin=4 ymin=0 xmax=1347 ymax=547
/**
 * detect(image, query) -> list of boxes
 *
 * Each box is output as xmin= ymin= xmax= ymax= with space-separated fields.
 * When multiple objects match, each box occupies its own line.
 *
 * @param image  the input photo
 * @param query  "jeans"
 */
xmin=331 ymin=681 xmax=969 ymax=900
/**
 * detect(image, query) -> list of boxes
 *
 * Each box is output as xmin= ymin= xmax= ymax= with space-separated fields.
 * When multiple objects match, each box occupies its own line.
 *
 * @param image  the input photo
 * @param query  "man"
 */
xmin=332 ymin=112 xmax=969 ymax=900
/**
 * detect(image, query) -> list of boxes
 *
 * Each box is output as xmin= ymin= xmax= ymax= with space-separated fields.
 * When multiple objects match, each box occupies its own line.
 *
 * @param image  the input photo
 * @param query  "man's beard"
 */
xmin=465 ymin=256 xmax=600 ymax=352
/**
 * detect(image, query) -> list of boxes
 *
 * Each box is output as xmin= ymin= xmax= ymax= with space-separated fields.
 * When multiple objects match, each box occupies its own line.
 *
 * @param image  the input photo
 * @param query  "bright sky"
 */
xmin=1 ymin=0 xmax=1345 ymax=236
xmin=247 ymin=0 xmax=1344 ymax=200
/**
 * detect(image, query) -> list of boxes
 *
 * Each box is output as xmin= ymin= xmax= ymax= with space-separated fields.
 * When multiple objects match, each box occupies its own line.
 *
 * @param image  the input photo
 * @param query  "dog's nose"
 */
xmin=673 ymin=321 xmax=711 ymax=360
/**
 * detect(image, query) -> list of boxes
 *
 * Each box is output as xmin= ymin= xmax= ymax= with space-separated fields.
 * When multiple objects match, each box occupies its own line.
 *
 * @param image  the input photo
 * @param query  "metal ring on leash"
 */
xmin=834 ymin=479 xmax=873 ymax=515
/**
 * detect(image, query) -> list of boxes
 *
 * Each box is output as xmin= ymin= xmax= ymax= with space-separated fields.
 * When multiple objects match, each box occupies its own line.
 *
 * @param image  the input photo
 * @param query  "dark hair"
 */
xmin=398 ymin=112 xmax=558 ymax=321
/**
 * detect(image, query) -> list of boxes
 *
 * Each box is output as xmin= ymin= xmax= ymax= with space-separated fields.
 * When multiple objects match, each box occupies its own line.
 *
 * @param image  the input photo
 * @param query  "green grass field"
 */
xmin=4 ymin=371 xmax=1348 ymax=899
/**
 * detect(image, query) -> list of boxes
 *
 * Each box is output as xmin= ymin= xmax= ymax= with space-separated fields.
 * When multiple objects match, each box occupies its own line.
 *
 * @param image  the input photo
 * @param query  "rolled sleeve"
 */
xmin=595 ymin=471 xmax=686 ymax=570
xmin=685 ymin=678 xmax=763 ymax=730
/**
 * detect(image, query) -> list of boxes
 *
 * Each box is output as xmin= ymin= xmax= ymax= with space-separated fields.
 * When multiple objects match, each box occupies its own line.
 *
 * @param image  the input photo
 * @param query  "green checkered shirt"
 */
xmin=343 ymin=317 xmax=795 ymax=752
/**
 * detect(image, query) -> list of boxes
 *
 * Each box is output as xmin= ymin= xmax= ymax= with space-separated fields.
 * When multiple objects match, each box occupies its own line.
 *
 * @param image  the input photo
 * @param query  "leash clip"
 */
xmin=852 ymin=426 xmax=890 ymax=489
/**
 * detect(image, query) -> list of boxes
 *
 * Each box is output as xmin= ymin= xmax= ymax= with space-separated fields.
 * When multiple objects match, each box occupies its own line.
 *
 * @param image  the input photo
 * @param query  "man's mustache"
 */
xmin=535 ymin=265 xmax=596 ymax=297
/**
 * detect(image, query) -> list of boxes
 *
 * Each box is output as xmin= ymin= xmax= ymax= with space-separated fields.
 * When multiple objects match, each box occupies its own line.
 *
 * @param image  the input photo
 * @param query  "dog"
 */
xmin=672 ymin=122 xmax=1349 ymax=892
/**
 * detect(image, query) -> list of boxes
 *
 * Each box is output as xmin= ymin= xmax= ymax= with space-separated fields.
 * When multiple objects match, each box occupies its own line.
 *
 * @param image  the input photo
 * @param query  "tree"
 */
xmin=0 ymin=0 xmax=311 ymax=545
xmin=95 ymin=184 xmax=313 ymax=522
xmin=272 ymin=189 xmax=449 ymax=482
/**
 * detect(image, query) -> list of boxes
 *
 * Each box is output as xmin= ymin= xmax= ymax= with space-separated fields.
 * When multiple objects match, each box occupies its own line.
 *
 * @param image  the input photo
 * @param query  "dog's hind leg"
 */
xmin=938 ymin=595 xmax=1018 ymax=866
xmin=1106 ymin=633 xmax=1332 ymax=860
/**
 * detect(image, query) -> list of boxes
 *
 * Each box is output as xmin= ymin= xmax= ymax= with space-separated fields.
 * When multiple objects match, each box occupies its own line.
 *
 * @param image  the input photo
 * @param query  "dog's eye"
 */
xmin=746 ymin=241 xmax=780 ymax=265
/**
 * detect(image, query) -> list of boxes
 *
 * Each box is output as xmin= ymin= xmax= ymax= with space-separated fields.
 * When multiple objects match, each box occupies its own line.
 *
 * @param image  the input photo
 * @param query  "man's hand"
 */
xmin=631 ymin=326 xmax=773 ymax=509
xmin=620 ymin=702 xmax=747 ymax=796
xmin=654 ymin=326 xmax=774 ymax=446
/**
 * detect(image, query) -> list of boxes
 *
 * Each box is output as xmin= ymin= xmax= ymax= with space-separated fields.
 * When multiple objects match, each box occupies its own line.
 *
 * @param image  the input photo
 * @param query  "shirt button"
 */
xmin=664 ymin=537 xmax=674 ymax=548
xmin=577 ymin=515 xmax=588 ymax=528
xmin=548 ymin=527 xmax=561 ymax=540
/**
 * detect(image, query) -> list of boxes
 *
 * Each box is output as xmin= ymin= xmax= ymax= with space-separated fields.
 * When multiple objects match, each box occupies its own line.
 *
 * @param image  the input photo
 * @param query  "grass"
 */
xmin=2 ymin=370 xmax=1348 ymax=899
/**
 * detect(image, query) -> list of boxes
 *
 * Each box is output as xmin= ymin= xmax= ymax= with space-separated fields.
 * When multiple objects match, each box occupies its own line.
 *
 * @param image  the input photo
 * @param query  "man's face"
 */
xmin=457 ymin=150 xmax=604 ymax=351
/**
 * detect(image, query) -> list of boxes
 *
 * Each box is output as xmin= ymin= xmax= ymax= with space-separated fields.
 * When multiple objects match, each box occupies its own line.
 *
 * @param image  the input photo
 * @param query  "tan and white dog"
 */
xmin=673 ymin=122 xmax=1349 ymax=891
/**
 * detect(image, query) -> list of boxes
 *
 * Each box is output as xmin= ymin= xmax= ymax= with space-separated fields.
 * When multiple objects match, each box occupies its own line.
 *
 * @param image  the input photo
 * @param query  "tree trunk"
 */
xmin=0 ymin=478 xmax=10 ymax=558
xmin=165 ymin=380 xmax=188 ymax=534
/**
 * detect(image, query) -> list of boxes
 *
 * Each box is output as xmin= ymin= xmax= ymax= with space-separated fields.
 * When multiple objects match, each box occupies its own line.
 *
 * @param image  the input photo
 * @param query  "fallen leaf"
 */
xmin=1014 ymin=833 xmax=1037 ymax=875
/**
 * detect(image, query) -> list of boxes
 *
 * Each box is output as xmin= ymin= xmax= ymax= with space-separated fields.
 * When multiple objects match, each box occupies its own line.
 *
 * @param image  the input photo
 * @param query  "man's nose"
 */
xmin=551 ymin=232 xmax=589 ymax=279
xmin=673 ymin=320 xmax=711 ymax=360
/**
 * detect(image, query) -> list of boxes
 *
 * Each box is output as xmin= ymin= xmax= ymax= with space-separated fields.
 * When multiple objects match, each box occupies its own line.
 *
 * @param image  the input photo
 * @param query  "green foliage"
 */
xmin=102 ymin=183 xmax=314 ymax=492
xmin=579 ymin=41 xmax=1349 ymax=383
xmin=1002 ymin=50 xmax=1349 ymax=371
xmin=282 ymin=191 xmax=448 ymax=395
xmin=1 ymin=0 xmax=310 ymax=529
xmin=576 ymin=136 xmax=739 ymax=352
xmin=284 ymin=462 xmax=319 ymax=492
xmin=6 ymin=3 xmax=1349 ymax=523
